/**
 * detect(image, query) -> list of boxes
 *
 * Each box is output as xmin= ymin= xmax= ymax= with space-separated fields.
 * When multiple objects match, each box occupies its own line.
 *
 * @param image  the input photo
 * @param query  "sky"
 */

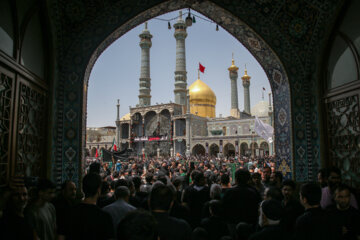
xmin=87 ymin=9 xmax=271 ymax=127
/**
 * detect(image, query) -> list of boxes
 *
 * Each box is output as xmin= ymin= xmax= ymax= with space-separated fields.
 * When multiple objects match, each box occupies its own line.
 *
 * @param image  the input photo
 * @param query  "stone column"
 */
xmin=173 ymin=11 xmax=188 ymax=105
xmin=185 ymin=90 xmax=191 ymax=157
xmin=228 ymin=57 xmax=240 ymax=118
xmin=242 ymin=67 xmax=251 ymax=115
xmin=138 ymin=22 xmax=152 ymax=106
xmin=129 ymin=119 xmax=132 ymax=149
xmin=115 ymin=99 xmax=121 ymax=149
xmin=141 ymin=117 xmax=145 ymax=155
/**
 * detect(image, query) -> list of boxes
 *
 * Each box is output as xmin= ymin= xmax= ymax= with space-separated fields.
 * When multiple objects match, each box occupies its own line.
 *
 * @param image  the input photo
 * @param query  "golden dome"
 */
xmin=120 ymin=113 xmax=131 ymax=121
xmin=189 ymin=79 xmax=216 ymax=118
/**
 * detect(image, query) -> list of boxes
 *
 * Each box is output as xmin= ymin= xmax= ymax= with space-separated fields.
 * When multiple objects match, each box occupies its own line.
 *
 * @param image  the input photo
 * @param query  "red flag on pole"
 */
xmin=95 ymin=149 xmax=99 ymax=158
xmin=199 ymin=63 xmax=205 ymax=73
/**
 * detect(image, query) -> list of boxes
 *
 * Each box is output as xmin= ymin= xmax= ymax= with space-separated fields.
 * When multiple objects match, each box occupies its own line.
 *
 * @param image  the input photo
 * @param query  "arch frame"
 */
xmin=51 ymin=0 xmax=299 ymax=185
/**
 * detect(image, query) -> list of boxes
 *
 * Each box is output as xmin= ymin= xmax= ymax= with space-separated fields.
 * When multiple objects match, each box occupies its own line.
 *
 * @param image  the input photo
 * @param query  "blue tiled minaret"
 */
xmin=173 ymin=11 xmax=188 ymax=105
xmin=138 ymin=22 xmax=152 ymax=106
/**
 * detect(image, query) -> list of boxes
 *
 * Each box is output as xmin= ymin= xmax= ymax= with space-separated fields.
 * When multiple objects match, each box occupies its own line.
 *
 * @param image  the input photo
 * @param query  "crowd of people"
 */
xmin=0 ymin=155 xmax=359 ymax=240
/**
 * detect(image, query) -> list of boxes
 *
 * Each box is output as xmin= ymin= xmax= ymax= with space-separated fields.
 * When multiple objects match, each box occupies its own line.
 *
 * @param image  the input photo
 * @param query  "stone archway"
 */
xmin=209 ymin=144 xmax=219 ymax=157
xmin=192 ymin=144 xmax=206 ymax=156
xmin=240 ymin=143 xmax=249 ymax=157
xmin=223 ymin=143 xmax=235 ymax=157
xmin=53 ymin=0 xmax=300 ymax=185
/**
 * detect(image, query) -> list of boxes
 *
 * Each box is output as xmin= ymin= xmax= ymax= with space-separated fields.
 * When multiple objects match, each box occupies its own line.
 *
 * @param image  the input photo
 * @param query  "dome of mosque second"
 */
xmin=189 ymin=79 xmax=216 ymax=118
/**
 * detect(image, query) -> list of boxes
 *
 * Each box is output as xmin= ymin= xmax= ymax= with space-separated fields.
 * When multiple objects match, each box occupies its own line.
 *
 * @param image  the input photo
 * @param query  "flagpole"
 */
xmin=198 ymin=69 xmax=200 ymax=79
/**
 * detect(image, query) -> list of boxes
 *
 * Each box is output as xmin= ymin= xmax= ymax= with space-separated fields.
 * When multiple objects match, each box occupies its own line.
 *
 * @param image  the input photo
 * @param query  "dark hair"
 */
xmin=265 ymin=187 xmax=283 ymax=201
xmin=191 ymin=170 xmax=204 ymax=186
xmin=236 ymin=222 xmax=253 ymax=240
xmin=251 ymin=172 xmax=261 ymax=179
xmin=300 ymin=182 xmax=322 ymax=206
xmin=273 ymin=171 xmax=283 ymax=182
xmin=117 ymin=210 xmax=158 ymax=240
xmin=335 ymin=184 xmax=351 ymax=194
xmin=282 ymin=179 xmax=296 ymax=190
xmin=89 ymin=162 xmax=101 ymax=174
xmin=149 ymin=185 xmax=173 ymax=211
xmin=132 ymin=176 xmax=141 ymax=190
xmin=318 ymin=168 xmax=328 ymax=179
xmin=115 ymin=179 xmax=129 ymax=189
xmin=82 ymin=173 xmax=102 ymax=198
xmin=145 ymin=173 xmax=154 ymax=184
xmin=172 ymin=177 xmax=182 ymax=188
xmin=101 ymin=181 xmax=110 ymax=195
xmin=209 ymin=199 xmax=222 ymax=216
xmin=327 ymin=166 xmax=341 ymax=177
xmin=220 ymin=174 xmax=230 ymax=185
xmin=192 ymin=227 xmax=208 ymax=240
xmin=235 ymin=169 xmax=251 ymax=185
xmin=37 ymin=178 xmax=56 ymax=191
xmin=115 ymin=186 xmax=130 ymax=199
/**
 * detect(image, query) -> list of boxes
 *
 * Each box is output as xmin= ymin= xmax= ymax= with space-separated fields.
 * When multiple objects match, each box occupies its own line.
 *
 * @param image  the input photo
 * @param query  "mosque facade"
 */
xmin=86 ymin=12 xmax=274 ymax=158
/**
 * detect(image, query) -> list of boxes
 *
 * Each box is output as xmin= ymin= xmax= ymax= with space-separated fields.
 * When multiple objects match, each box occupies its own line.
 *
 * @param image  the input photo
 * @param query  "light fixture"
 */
xmin=186 ymin=11 xmax=192 ymax=26
xmin=168 ymin=22 xmax=171 ymax=29
xmin=216 ymin=24 xmax=219 ymax=31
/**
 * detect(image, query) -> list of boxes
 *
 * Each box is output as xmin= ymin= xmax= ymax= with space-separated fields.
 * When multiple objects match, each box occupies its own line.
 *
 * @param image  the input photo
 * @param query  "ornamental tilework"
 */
xmin=48 ymin=0 xmax=345 ymax=185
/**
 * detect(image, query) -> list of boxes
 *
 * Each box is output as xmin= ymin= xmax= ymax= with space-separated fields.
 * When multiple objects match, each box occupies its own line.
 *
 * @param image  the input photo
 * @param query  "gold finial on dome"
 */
xmin=228 ymin=53 xmax=239 ymax=72
xmin=242 ymin=64 xmax=251 ymax=80
xmin=188 ymin=79 xmax=216 ymax=118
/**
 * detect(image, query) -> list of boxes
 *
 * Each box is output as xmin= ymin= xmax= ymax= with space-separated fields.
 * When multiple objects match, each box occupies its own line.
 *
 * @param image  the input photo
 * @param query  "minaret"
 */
xmin=173 ymin=11 xmax=188 ymax=105
xmin=241 ymin=66 xmax=251 ymax=115
xmin=115 ymin=99 xmax=121 ymax=149
xmin=138 ymin=22 xmax=152 ymax=106
xmin=228 ymin=54 xmax=240 ymax=118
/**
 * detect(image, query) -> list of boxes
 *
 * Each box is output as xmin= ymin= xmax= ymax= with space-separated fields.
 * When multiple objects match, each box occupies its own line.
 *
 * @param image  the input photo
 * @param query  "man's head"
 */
xmin=145 ymin=173 xmax=154 ymax=184
xmin=328 ymin=167 xmax=342 ymax=191
xmin=235 ymin=169 xmax=251 ymax=185
xmin=251 ymin=172 xmax=262 ymax=185
xmin=115 ymin=186 xmax=130 ymax=202
xmin=210 ymin=184 xmax=222 ymax=200
xmin=262 ymin=166 xmax=271 ymax=182
xmin=209 ymin=199 xmax=222 ymax=217
xmin=300 ymin=182 xmax=321 ymax=208
xmin=282 ymin=179 xmax=296 ymax=200
xmin=37 ymin=179 xmax=56 ymax=202
xmin=82 ymin=173 xmax=102 ymax=199
xmin=264 ymin=186 xmax=283 ymax=201
xmin=317 ymin=168 xmax=328 ymax=187
xmin=191 ymin=170 xmax=205 ymax=186
xmin=149 ymin=185 xmax=173 ymax=211
xmin=270 ymin=171 xmax=283 ymax=186
xmin=334 ymin=184 xmax=351 ymax=210
xmin=61 ymin=180 xmax=76 ymax=201
xmin=258 ymin=200 xmax=282 ymax=227
xmin=9 ymin=186 xmax=28 ymax=214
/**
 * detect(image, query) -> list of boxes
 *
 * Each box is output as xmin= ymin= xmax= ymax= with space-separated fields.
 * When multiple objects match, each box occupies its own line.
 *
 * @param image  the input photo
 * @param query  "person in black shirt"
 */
xmin=223 ymin=169 xmax=262 ymax=226
xmin=52 ymin=180 xmax=77 ymax=235
xmin=293 ymin=182 xmax=330 ymax=240
xmin=58 ymin=173 xmax=114 ymax=240
xmin=150 ymin=184 xmax=191 ymax=240
xmin=0 ymin=184 xmax=34 ymax=240
xmin=117 ymin=210 xmax=158 ymax=240
xmin=183 ymin=170 xmax=210 ymax=228
xmin=280 ymin=180 xmax=304 ymax=237
xmin=327 ymin=184 xmax=360 ymax=240
xmin=200 ymin=200 xmax=229 ymax=240
xmin=249 ymin=199 xmax=283 ymax=240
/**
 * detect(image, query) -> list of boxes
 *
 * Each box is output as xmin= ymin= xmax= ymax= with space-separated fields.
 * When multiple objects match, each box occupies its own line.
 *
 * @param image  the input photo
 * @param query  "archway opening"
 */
xmin=192 ymin=144 xmax=206 ymax=156
xmin=71 ymin=0 xmax=293 ymax=186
